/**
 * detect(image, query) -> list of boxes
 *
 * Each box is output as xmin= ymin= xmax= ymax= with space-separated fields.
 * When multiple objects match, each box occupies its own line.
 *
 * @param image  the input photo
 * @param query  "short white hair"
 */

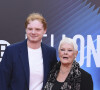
xmin=58 ymin=37 xmax=78 ymax=51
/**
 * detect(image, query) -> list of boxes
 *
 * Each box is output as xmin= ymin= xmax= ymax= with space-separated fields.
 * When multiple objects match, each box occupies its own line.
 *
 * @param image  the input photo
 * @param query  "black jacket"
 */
xmin=80 ymin=68 xmax=93 ymax=90
xmin=44 ymin=61 xmax=93 ymax=90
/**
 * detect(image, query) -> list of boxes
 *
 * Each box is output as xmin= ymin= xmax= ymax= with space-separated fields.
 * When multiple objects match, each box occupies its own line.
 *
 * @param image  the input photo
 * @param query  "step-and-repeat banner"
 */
xmin=0 ymin=0 xmax=100 ymax=90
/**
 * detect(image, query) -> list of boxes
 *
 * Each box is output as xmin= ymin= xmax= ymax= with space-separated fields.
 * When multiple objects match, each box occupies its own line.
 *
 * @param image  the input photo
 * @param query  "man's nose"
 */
xmin=32 ymin=30 xmax=36 ymax=34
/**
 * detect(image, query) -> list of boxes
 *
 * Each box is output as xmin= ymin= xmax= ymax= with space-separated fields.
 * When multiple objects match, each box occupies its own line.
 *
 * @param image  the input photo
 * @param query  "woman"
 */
xmin=43 ymin=37 xmax=93 ymax=90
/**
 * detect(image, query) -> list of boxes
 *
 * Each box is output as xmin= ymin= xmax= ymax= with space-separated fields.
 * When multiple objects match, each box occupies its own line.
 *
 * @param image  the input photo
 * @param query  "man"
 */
xmin=0 ymin=13 xmax=57 ymax=90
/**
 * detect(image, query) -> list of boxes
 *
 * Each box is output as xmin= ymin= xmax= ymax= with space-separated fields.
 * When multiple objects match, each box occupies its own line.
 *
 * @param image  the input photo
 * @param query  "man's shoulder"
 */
xmin=41 ymin=43 xmax=56 ymax=51
xmin=8 ymin=40 xmax=26 ymax=48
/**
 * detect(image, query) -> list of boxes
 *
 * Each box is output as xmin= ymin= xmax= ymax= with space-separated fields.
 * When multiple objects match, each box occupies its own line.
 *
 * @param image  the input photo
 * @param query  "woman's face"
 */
xmin=59 ymin=43 xmax=78 ymax=65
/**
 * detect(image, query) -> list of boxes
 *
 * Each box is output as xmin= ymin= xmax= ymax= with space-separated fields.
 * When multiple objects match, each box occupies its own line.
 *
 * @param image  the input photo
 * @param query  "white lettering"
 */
xmin=87 ymin=35 xmax=100 ymax=67
xmin=51 ymin=34 xmax=54 ymax=47
xmin=73 ymin=35 xmax=85 ymax=66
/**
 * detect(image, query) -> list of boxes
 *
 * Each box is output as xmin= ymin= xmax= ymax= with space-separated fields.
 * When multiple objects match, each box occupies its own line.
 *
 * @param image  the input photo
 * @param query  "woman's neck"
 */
xmin=57 ymin=63 xmax=72 ymax=82
xmin=60 ymin=63 xmax=72 ymax=74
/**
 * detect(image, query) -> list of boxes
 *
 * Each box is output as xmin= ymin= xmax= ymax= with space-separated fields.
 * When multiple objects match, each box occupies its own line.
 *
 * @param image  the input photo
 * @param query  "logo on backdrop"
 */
xmin=83 ymin=0 xmax=100 ymax=13
xmin=0 ymin=40 xmax=10 ymax=62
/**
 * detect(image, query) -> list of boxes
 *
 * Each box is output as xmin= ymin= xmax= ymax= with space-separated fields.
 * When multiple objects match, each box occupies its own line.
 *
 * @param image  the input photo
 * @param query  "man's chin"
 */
xmin=28 ymin=39 xmax=41 ymax=43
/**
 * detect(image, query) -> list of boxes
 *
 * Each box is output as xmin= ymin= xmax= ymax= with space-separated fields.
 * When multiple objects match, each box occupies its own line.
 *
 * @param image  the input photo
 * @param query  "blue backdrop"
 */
xmin=0 ymin=0 xmax=100 ymax=90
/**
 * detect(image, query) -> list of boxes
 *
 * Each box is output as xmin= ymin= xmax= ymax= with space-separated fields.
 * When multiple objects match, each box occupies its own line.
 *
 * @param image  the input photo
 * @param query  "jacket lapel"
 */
xmin=19 ymin=41 xmax=49 ymax=88
xmin=19 ymin=40 xmax=29 ymax=88
xmin=41 ymin=43 xmax=50 ymax=87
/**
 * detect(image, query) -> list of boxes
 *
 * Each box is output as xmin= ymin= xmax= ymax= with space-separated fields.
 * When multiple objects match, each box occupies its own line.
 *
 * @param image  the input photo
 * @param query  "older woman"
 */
xmin=44 ymin=37 xmax=93 ymax=90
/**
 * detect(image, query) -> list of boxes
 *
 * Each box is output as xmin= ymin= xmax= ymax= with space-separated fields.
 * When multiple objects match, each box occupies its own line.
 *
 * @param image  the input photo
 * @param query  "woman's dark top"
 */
xmin=52 ymin=80 xmax=64 ymax=90
xmin=43 ymin=61 xmax=93 ymax=90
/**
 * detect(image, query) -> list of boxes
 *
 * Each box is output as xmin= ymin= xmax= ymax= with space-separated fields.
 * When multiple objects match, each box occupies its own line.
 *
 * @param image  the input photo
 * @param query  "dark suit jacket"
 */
xmin=0 ymin=40 xmax=57 ymax=90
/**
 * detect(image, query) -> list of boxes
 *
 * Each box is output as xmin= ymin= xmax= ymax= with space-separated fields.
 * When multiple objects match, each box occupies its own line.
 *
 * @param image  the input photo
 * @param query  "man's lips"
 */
xmin=31 ymin=35 xmax=38 ymax=38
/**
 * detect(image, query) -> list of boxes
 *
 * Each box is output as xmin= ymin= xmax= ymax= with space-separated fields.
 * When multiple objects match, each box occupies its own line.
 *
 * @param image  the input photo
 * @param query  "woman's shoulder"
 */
xmin=79 ymin=68 xmax=92 ymax=78
xmin=79 ymin=68 xmax=93 ymax=90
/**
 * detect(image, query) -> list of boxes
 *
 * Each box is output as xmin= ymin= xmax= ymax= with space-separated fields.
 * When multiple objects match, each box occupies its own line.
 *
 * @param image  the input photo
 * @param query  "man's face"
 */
xmin=26 ymin=20 xmax=46 ymax=43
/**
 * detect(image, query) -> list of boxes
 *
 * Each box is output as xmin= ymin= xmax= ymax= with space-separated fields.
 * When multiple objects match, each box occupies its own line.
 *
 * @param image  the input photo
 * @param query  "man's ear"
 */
xmin=43 ymin=29 xmax=47 ymax=34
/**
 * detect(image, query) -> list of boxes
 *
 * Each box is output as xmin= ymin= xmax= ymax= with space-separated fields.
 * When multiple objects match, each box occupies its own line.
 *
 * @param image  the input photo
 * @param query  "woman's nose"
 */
xmin=64 ymin=51 xmax=68 ymax=54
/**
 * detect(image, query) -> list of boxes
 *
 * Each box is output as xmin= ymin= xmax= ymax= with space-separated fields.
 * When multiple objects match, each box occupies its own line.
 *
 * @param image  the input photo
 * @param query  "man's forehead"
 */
xmin=27 ymin=20 xmax=43 ymax=27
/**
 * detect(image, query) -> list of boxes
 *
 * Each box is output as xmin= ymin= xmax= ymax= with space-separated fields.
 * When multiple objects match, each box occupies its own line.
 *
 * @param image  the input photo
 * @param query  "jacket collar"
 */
xmin=19 ymin=40 xmax=49 ymax=88
xmin=19 ymin=40 xmax=29 ymax=88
